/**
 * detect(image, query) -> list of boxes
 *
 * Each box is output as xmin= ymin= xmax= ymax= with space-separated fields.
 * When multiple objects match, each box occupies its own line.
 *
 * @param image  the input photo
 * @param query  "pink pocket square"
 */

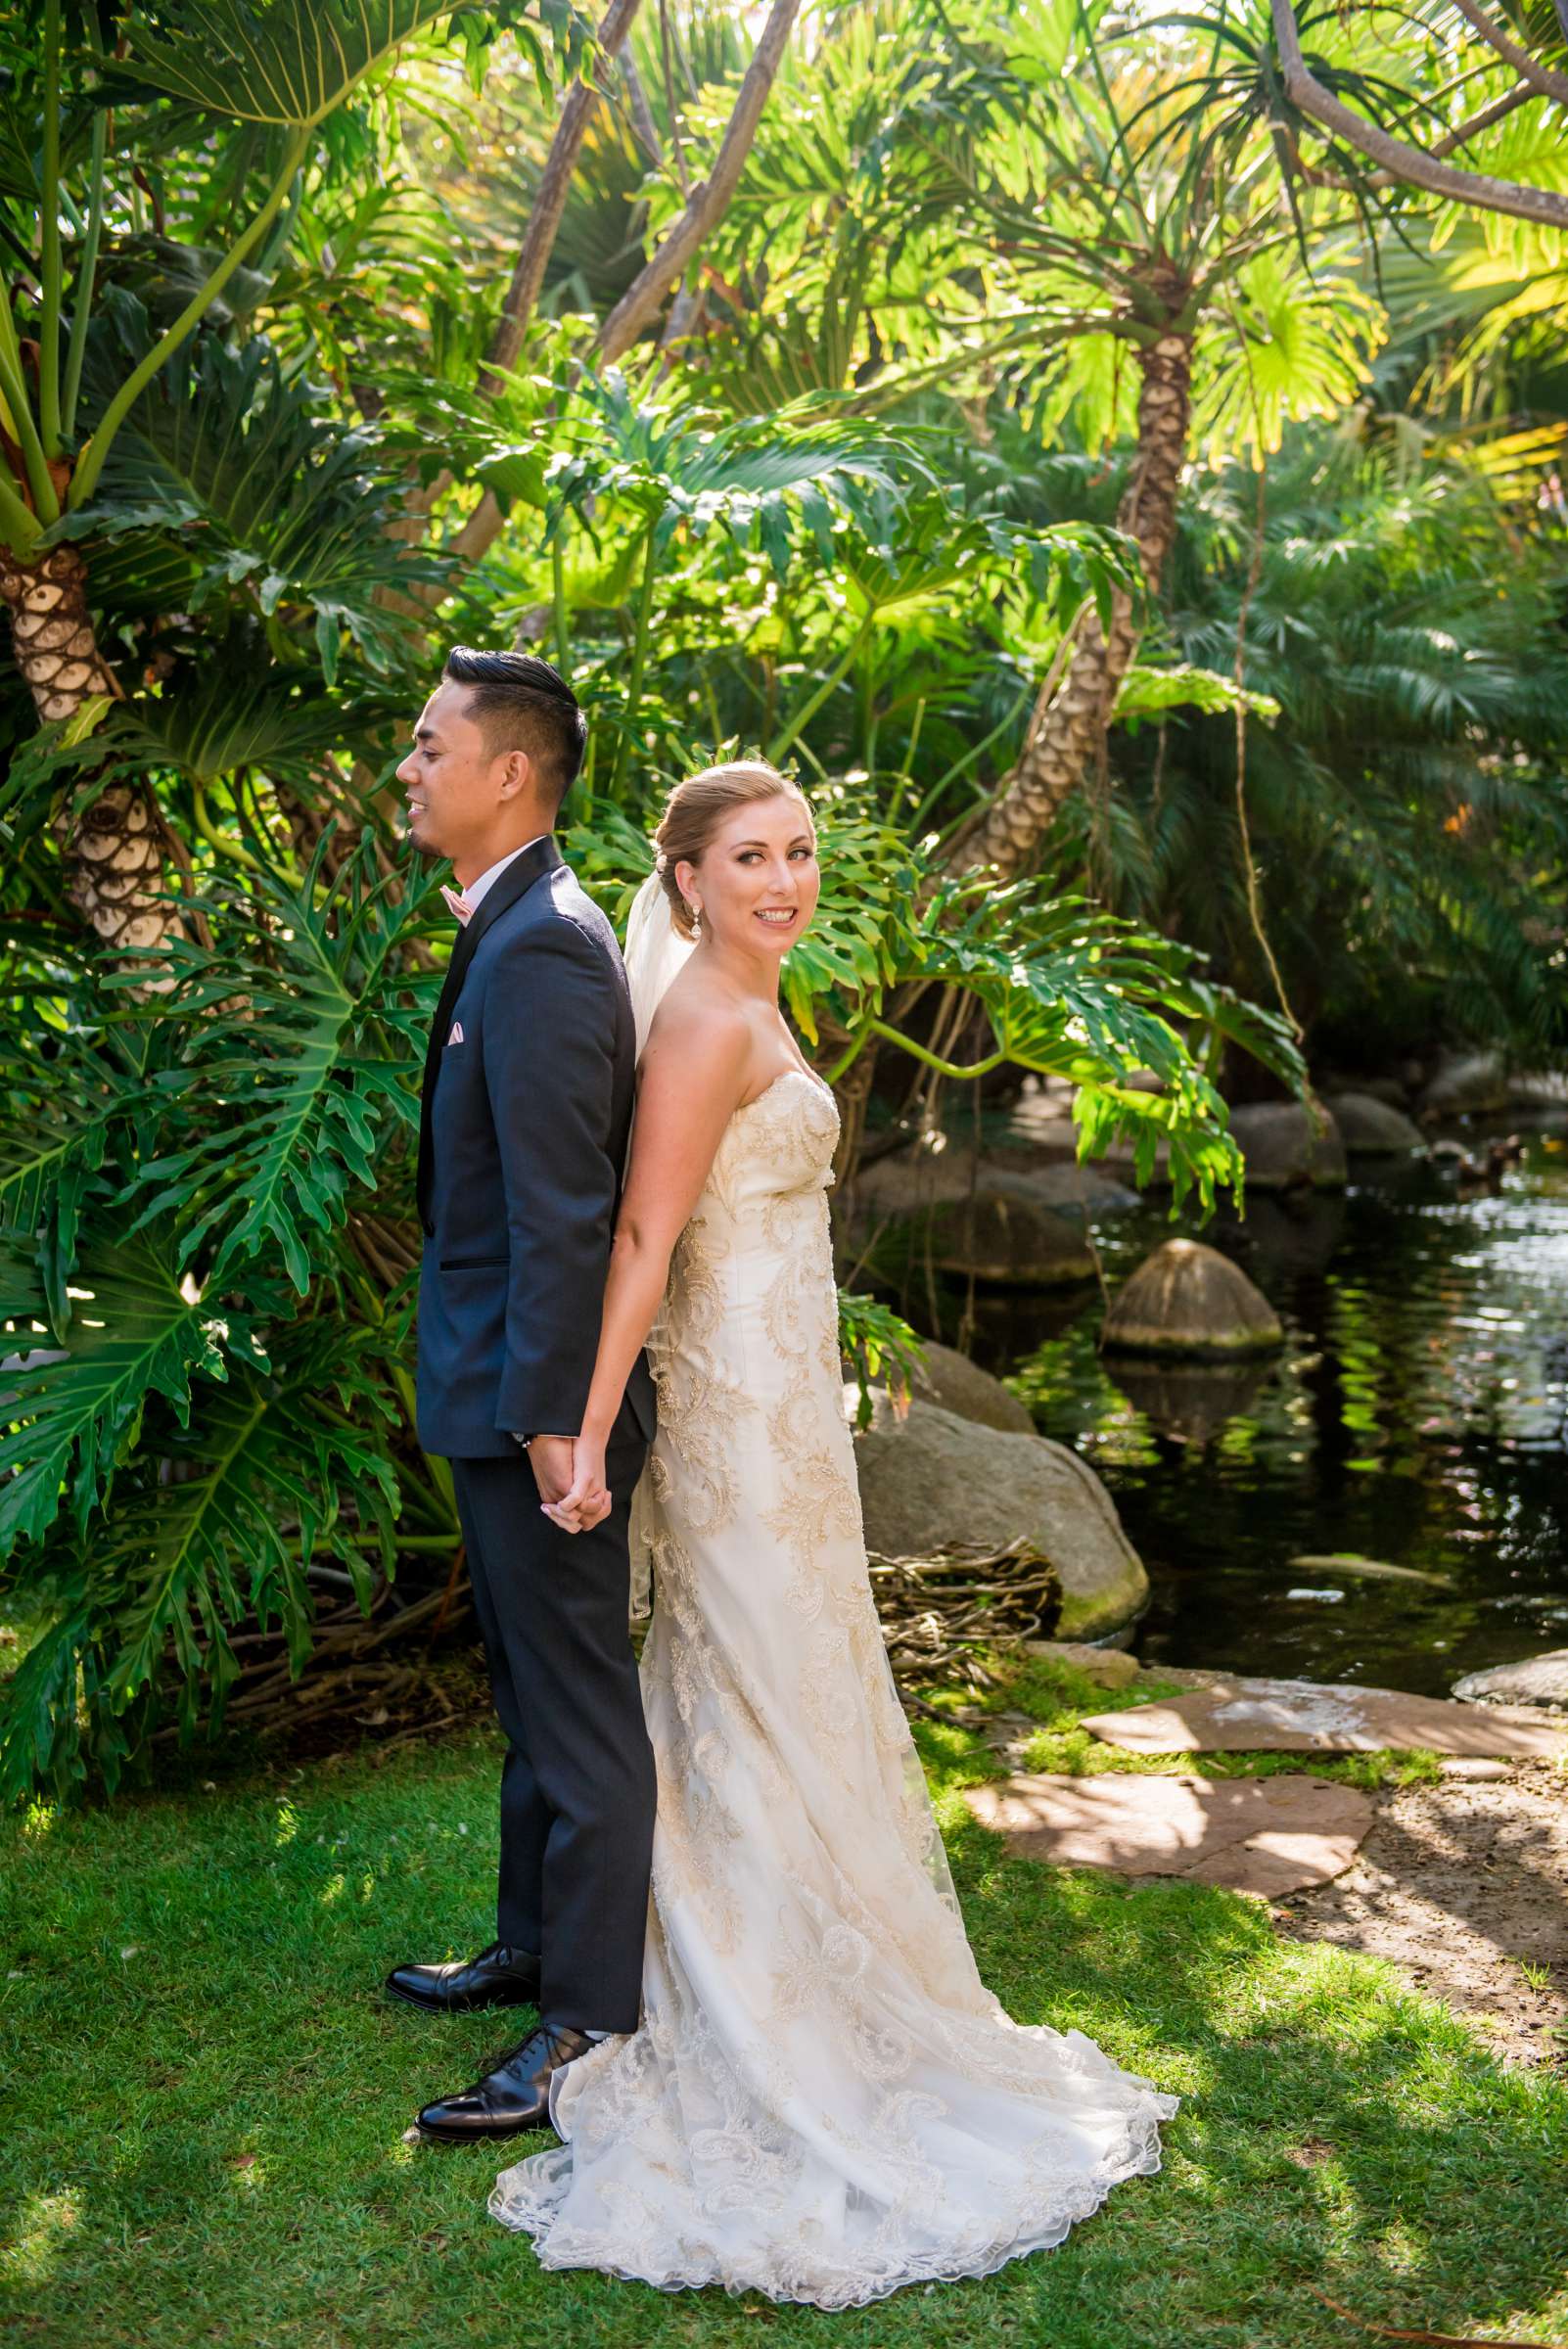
xmin=447 ymin=1020 xmax=465 ymax=1045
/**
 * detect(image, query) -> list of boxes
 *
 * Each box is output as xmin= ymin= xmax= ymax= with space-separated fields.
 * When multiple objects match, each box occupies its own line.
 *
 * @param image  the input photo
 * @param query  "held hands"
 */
xmin=531 ymin=1432 xmax=611 ymax=1535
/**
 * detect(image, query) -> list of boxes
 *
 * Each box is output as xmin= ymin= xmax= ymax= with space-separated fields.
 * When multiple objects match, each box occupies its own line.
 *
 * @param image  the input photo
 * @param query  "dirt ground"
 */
xmin=1278 ymin=1759 xmax=1568 ymax=2069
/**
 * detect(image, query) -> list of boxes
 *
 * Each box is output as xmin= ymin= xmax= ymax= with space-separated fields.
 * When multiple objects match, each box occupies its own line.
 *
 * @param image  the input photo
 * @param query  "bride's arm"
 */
xmin=546 ymin=1003 xmax=751 ymax=1529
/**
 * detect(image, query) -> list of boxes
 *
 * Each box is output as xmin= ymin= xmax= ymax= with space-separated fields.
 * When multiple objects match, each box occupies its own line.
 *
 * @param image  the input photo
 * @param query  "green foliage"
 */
xmin=0 ymin=1234 xmax=251 ymax=1552
xmin=2 ymin=0 xmax=1562 ymax=1810
xmin=0 ymin=1314 xmax=399 ymax=1802
xmin=838 ymin=1290 xmax=927 ymax=1428
xmin=0 ymin=874 xmax=433 ymax=1793
xmin=118 ymin=841 xmax=437 ymax=1294
xmin=101 ymin=1 xmax=481 ymax=131
xmin=63 ymin=309 xmax=444 ymax=681
xmin=1108 ymin=428 xmax=1568 ymax=1058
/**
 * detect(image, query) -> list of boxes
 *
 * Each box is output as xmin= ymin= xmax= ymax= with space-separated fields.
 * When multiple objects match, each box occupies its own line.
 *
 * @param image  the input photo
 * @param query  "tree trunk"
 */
xmin=1 ymin=540 xmax=176 ymax=953
xmin=0 ymin=541 xmax=117 ymax=718
xmin=594 ymin=0 xmax=802 ymax=364
xmin=1269 ymin=0 xmax=1568 ymax=233
xmin=402 ymin=0 xmax=801 ymax=593
xmin=483 ymin=0 xmax=646 ymax=393
xmin=952 ymin=327 xmax=1194 ymax=881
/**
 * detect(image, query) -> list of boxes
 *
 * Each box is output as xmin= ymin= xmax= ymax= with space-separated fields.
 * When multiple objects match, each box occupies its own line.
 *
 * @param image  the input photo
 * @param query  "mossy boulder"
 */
xmin=1228 ymin=1101 xmax=1347 ymax=1190
xmin=1323 ymin=1091 xmax=1425 ymax=1155
xmin=906 ymin=1340 xmax=1036 ymax=1434
xmin=1418 ymin=1050 xmax=1509 ymax=1118
xmin=909 ymin=1190 xmax=1096 ymax=1289
xmin=1101 ymin=1237 xmax=1283 ymax=1359
xmin=850 ymin=1395 xmax=1149 ymax=1639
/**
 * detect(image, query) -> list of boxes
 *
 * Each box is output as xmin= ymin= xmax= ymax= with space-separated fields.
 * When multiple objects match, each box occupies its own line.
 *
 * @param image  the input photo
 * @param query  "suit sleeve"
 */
xmin=483 ymin=916 xmax=621 ymax=1437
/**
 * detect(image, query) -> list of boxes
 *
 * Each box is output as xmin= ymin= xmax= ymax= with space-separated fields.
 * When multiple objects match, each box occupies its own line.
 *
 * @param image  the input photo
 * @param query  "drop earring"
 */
xmin=688 ymin=900 xmax=702 ymax=939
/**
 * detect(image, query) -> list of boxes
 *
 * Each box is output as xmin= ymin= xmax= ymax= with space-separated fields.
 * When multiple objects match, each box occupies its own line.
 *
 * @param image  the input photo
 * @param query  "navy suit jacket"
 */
xmin=415 ymin=836 xmax=656 ymax=1460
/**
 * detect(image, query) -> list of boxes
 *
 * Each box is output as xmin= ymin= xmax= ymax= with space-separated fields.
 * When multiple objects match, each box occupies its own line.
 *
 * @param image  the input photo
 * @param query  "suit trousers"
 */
xmin=450 ymin=1442 xmax=655 ymax=2035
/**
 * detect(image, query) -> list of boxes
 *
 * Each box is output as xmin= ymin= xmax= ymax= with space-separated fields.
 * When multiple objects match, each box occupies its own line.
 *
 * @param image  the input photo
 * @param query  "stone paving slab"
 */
xmin=1081 ymin=1675 xmax=1568 ymax=1760
xmin=965 ymin=1771 xmax=1373 ymax=1897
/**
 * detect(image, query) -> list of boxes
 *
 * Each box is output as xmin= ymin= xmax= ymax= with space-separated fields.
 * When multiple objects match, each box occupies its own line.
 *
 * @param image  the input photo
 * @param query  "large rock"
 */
xmin=1418 ymin=1051 xmax=1509 ymax=1118
xmin=1102 ymin=1237 xmax=1283 ymax=1358
xmin=1223 ymin=1192 xmax=1346 ymax=1279
xmin=906 ymin=1341 xmax=1035 ymax=1434
xmin=1505 ymin=1071 xmax=1568 ymax=1111
xmin=909 ymin=1190 xmax=1095 ymax=1288
xmin=1328 ymin=1076 xmax=1411 ymax=1111
xmin=1453 ymin=1650 xmax=1568 ymax=1711
xmin=852 ymin=1394 xmax=1148 ymax=1639
xmin=852 ymin=1145 xmax=978 ymax=1216
xmin=853 ymin=1150 xmax=1137 ymax=1220
xmin=1228 ymin=1101 xmax=1347 ymax=1190
xmin=1323 ymin=1091 xmax=1426 ymax=1156
xmin=989 ymin=1163 xmax=1142 ymax=1215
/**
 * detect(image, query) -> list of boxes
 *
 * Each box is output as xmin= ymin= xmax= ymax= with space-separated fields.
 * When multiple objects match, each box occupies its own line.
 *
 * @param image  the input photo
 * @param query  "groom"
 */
xmin=390 ymin=646 xmax=657 ymax=2142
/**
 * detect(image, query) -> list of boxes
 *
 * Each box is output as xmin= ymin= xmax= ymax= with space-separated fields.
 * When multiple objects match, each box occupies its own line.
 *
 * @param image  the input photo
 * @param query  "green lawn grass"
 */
xmin=2 ymin=1668 xmax=1565 ymax=2349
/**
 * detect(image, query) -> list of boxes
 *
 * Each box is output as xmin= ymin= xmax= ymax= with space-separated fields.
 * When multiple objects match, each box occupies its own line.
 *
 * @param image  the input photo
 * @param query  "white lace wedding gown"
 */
xmin=490 ymin=1068 xmax=1176 ymax=2306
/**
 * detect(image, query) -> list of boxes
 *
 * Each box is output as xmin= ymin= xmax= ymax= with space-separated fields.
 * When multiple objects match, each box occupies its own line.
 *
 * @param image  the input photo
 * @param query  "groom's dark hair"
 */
xmin=443 ymin=645 xmax=587 ymax=808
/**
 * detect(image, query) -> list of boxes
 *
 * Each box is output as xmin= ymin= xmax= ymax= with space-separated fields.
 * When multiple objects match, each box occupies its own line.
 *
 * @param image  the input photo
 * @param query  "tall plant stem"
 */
xmin=767 ymin=611 xmax=876 ymax=763
xmin=0 ymin=300 xmax=61 ymax=525
xmin=191 ymin=784 xmax=266 ymax=875
xmin=0 ymin=467 xmax=41 ymax=555
xmin=884 ymin=697 xmax=927 ymax=826
xmin=823 ymin=1015 xmax=1006 ymax=1087
xmin=908 ymin=685 xmax=1031 ymax=834
xmin=61 ymin=107 xmax=107 ymax=442
xmin=551 ymin=530 xmax=570 ymax=671
xmin=70 ymin=126 xmax=308 ymax=510
xmin=38 ymin=0 xmax=64 ymax=452
xmin=613 ymin=520 xmax=661 ymax=796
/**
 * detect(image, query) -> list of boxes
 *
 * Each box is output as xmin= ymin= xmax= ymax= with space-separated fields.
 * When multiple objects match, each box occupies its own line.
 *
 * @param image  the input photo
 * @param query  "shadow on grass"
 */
xmin=1 ymin=1723 xmax=1564 ymax=2349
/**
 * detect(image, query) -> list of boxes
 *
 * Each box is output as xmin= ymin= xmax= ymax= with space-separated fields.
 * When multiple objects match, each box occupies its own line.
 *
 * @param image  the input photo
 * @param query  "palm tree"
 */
xmin=894 ymin=3 xmax=1378 ymax=878
xmin=0 ymin=0 xmax=465 ymax=945
xmin=663 ymin=1 xmax=1379 ymax=880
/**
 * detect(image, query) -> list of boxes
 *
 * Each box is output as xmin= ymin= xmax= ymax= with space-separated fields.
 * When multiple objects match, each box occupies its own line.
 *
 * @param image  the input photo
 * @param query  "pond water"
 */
xmin=939 ymin=1128 xmax=1568 ymax=1697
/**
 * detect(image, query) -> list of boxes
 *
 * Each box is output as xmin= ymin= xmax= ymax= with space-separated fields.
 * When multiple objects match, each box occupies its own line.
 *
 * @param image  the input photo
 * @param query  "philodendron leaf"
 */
xmin=104 ymin=1 xmax=461 ymax=131
xmin=0 ymin=1235 xmax=253 ymax=1554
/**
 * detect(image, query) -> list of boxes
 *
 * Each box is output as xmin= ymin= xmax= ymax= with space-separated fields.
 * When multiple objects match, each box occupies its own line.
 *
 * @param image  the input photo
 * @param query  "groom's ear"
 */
xmin=494 ymin=747 xmax=533 ymax=803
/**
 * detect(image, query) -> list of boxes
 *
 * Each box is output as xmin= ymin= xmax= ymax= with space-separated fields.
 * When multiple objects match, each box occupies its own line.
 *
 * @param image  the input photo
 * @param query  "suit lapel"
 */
xmin=417 ymin=835 xmax=565 ymax=1234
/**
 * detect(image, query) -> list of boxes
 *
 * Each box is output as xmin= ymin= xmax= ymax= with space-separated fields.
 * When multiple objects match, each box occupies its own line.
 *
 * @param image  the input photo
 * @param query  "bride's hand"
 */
xmin=543 ymin=1434 xmax=611 ymax=1535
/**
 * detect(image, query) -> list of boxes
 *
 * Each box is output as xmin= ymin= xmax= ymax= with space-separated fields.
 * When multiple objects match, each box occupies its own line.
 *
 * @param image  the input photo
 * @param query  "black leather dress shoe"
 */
xmin=385 ymin=1941 xmax=540 ymax=2014
xmin=415 ymin=2022 xmax=594 ymax=2142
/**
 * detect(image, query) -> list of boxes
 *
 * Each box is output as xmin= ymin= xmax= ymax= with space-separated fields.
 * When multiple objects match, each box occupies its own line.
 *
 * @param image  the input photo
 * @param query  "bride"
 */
xmin=488 ymin=759 xmax=1176 ymax=2307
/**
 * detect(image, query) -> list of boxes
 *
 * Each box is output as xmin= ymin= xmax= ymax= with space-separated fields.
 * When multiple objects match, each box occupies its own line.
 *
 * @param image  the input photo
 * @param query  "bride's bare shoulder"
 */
xmin=641 ymin=980 xmax=752 ymax=1106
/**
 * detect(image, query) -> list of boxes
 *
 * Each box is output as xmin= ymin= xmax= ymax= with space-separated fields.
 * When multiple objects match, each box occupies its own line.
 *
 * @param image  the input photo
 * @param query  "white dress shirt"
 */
xmin=459 ymin=834 xmax=547 ymax=915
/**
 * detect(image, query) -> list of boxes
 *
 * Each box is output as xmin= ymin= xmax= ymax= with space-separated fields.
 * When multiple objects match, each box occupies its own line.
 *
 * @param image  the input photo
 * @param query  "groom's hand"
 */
xmin=526 ymin=1435 xmax=576 ymax=1509
xmin=543 ymin=1436 xmax=611 ymax=1536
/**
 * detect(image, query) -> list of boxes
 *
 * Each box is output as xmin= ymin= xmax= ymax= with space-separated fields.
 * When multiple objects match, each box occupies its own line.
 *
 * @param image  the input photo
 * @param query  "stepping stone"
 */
xmin=1453 ymin=1649 xmax=1568 ymax=1711
xmin=965 ymin=1772 xmax=1373 ymax=1898
xmin=1081 ymin=1676 xmax=1568 ymax=1761
xmin=1023 ymin=1638 xmax=1142 ymax=1689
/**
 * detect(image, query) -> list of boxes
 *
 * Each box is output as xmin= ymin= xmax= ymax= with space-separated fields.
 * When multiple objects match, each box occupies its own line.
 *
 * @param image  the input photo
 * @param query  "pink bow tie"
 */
xmin=440 ymin=883 xmax=473 ymax=926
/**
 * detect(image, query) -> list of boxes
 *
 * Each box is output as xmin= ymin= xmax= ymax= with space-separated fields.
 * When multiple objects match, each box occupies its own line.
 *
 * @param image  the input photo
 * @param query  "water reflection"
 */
xmin=963 ymin=1135 xmax=1568 ymax=1694
xmin=1104 ymin=1356 xmax=1275 ymax=1447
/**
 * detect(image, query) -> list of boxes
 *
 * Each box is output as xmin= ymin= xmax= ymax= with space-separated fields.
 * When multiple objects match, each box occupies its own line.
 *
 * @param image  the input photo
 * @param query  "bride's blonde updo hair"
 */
xmin=653 ymin=760 xmax=809 ymax=939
